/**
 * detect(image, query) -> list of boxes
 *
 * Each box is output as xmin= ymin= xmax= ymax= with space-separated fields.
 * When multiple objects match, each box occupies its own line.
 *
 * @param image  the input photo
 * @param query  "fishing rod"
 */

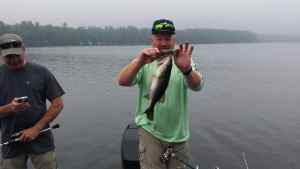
xmin=172 ymin=153 xmax=220 ymax=169
xmin=0 ymin=124 xmax=60 ymax=147
xmin=242 ymin=152 xmax=249 ymax=169
xmin=160 ymin=146 xmax=221 ymax=169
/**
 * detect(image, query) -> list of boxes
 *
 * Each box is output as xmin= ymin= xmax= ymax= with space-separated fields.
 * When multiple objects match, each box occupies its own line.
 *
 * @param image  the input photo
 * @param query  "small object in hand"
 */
xmin=15 ymin=96 xmax=29 ymax=103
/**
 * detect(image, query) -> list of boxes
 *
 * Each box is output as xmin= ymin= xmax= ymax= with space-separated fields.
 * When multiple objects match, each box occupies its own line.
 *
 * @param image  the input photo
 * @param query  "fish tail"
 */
xmin=144 ymin=106 xmax=154 ymax=121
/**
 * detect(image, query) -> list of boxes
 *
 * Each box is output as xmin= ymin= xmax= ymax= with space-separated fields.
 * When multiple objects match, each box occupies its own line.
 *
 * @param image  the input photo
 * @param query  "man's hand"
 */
xmin=137 ymin=48 xmax=161 ymax=65
xmin=175 ymin=43 xmax=194 ymax=73
xmin=9 ymin=98 xmax=31 ymax=112
xmin=19 ymin=126 xmax=41 ymax=142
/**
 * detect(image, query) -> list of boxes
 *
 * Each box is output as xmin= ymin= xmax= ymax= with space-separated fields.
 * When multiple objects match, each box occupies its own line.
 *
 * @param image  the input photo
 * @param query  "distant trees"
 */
xmin=177 ymin=29 xmax=257 ymax=43
xmin=0 ymin=21 xmax=258 ymax=47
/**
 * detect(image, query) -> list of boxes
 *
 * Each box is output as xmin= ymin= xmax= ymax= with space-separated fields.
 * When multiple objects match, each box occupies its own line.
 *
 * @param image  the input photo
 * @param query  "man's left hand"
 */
xmin=19 ymin=126 xmax=41 ymax=142
xmin=174 ymin=43 xmax=194 ymax=73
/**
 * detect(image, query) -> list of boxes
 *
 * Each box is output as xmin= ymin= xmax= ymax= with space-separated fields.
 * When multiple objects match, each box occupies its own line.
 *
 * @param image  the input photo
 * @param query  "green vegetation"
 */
xmin=0 ymin=21 xmax=259 ymax=47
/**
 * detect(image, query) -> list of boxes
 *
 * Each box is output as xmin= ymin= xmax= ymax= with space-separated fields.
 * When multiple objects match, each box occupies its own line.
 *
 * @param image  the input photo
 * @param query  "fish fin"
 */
xmin=144 ymin=106 xmax=154 ymax=121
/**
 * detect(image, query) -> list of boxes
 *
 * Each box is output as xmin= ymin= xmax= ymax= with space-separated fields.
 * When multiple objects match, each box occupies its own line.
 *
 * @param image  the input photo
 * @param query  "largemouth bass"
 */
xmin=144 ymin=50 xmax=175 ymax=120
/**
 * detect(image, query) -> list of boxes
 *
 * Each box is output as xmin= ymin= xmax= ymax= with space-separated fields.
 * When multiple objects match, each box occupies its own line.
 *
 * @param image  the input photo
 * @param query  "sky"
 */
xmin=1 ymin=0 xmax=300 ymax=35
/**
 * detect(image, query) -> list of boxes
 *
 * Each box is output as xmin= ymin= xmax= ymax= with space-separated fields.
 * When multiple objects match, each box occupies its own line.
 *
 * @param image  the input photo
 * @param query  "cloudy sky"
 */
xmin=1 ymin=0 xmax=299 ymax=35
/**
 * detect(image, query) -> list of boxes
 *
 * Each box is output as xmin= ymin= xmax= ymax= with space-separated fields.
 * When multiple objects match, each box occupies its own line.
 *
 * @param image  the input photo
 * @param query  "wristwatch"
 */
xmin=182 ymin=66 xmax=193 ymax=76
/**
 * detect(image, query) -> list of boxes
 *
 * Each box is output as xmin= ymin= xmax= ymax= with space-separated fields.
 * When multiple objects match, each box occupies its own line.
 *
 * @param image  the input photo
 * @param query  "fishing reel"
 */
xmin=160 ymin=146 xmax=174 ymax=163
xmin=159 ymin=146 xmax=222 ymax=169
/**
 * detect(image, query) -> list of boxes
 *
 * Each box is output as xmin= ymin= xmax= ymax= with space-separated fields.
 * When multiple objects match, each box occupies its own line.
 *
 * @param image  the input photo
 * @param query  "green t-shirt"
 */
xmin=133 ymin=60 xmax=198 ymax=143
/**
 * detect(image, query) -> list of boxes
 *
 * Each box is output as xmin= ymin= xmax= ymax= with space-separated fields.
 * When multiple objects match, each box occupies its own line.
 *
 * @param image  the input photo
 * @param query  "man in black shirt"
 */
xmin=0 ymin=33 xmax=65 ymax=169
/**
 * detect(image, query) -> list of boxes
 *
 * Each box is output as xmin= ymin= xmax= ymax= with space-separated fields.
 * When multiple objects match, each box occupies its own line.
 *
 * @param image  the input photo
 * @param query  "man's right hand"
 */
xmin=9 ymin=98 xmax=31 ymax=112
xmin=137 ymin=48 xmax=161 ymax=65
xmin=117 ymin=47 xmax=165 ymax=86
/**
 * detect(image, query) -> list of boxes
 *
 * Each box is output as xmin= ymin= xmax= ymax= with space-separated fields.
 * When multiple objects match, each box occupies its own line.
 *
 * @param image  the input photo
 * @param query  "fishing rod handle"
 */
xmin=10 ymin=124 xmax=60 ymax=139
xmin=38 ymin=124 xmax=60 ymax=133
xmin=2 ymin=124 xmax=60 ymax=146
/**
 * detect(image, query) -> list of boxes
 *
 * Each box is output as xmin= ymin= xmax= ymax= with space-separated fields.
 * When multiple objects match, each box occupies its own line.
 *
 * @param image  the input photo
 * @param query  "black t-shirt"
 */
xmin=0 ymin=62 xmax=65 ymax=158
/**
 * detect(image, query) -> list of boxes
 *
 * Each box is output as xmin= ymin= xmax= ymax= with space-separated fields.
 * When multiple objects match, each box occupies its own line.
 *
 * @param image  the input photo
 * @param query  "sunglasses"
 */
xmin=4 ymin=54 xmax=21 ymax=59
xmin=0 ymin=41 xmax=22 ymax=50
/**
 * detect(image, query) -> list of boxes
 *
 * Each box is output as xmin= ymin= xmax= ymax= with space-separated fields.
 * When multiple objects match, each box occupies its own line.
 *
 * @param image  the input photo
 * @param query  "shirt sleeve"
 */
xmin=44 ymin=68 xmax=65 ymax=101
xmin=131 ymin=67 xmax=144 ymax=86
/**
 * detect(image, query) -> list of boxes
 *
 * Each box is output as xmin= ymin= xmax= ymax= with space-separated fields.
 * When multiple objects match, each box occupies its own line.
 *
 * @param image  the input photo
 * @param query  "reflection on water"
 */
xmin=13 ymin=43 xmax=300 ymax=169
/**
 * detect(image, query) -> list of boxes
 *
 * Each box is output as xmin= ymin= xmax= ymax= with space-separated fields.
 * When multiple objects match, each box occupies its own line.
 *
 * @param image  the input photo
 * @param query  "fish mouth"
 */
xmin=159 ymin=48 xmax=176 ymax=55
xmin=156 ymin=49 xmax=176 ymax=63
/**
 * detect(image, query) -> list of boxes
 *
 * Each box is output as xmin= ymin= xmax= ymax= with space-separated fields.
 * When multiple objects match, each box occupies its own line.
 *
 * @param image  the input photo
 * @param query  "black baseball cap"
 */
xmin=151 ymin=19 xmax=175 ymax=35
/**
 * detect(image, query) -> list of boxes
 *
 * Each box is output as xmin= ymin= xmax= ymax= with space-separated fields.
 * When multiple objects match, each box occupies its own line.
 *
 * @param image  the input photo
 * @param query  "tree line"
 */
xmin=0 ymin=21 xmax=259 ymax=47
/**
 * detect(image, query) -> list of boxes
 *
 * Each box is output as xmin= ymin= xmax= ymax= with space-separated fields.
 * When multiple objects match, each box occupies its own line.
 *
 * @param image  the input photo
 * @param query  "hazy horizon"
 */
xmin=1 ymin=0 xmax=299 ymax=36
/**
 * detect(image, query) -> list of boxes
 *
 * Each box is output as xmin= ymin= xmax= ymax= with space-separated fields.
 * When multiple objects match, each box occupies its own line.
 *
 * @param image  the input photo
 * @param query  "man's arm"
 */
xmin=19 ymin=97 xmax=64 ymax=142
xmin=174 ymin=43 xmax=204 ymax=91
xmin=117 ymin=48 xmax=161 ymax=86
xmin=184 ymin=69 xmax=204 ymax=91
xmin=34 ymin=97 xmax=64 ymax=131
xmin=0 ymin=104 xmax=13 ymax=118
xmin=117 ymin=57 xmax=145 ymax=86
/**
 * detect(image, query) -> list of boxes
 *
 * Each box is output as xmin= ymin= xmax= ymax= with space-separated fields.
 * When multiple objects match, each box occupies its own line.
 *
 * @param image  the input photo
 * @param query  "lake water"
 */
xmin=23 ymin=43 xmax=300 ymax=169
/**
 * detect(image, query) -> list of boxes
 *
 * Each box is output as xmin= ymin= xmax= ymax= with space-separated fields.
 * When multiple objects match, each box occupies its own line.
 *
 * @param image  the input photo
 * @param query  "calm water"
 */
xmin=22 ymin=43 xmax=300 ymax=169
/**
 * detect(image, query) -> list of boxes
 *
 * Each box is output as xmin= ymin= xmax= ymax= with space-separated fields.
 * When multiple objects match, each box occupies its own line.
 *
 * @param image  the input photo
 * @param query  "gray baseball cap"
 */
xmin=0 ymin=34 xmax=24 ymax=57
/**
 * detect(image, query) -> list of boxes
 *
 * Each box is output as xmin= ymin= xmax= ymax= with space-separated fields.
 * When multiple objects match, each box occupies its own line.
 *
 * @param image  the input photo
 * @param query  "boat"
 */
xmin=121 ymin=123 xmax=140 ymax=169
xmin=121 ymin=124 xmax=248 ymax=169
xmin=120 ymin=123 xmax=203 ymax=169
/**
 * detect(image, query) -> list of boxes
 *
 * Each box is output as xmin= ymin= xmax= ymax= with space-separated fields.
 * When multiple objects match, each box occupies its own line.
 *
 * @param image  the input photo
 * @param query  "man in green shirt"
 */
xmin=117 ymin=19 xmax=204 ymax=169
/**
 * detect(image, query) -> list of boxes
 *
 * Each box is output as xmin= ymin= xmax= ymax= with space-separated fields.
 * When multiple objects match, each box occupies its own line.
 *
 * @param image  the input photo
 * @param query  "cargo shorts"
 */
xmin=138 ymin=127 xmax=190 ymax=169
xmin=0 ymin=151 xmax=57 ymax=169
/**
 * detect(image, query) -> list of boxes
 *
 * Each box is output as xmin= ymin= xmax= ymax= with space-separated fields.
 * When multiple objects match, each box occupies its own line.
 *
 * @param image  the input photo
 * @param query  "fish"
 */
xmin=144 ymin=49 xmax=174 ymax=120
xmin=156 ymin=48 xmax=177 ymax=60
